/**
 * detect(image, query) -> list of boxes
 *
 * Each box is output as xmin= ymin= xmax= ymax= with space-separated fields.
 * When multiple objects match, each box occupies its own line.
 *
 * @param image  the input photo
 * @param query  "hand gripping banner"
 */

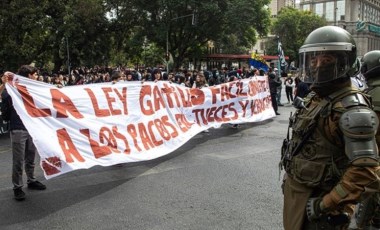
xmin=5 ymin=76 xmax=275 ymax=178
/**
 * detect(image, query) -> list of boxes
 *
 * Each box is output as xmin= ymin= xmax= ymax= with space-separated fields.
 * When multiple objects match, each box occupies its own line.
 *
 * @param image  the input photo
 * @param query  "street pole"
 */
xmin=166 ymin=12 xmax=196 ymax=73
xmin=166 ymin=30 xmax=169 ymax=73
xmin=66 ymin=36 xmax=70 ymax=76
xmin=277 ymin=36 xmax=281 ymax=76
xmin=143 ymin=39 xmax=147 ymax=70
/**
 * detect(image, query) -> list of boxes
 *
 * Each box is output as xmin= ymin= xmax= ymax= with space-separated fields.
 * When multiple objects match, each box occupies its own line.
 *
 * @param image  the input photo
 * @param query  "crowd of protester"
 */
xmin=23 ymin=65 xmax=279 ymax=88
xmin=0 ymin=64 xmax=304 ymax=135
xmin=0 ymin=63 xmax=302 ymax=201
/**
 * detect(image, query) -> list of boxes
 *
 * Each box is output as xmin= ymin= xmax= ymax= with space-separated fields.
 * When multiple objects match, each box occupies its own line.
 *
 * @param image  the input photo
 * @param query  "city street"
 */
xmin=0 ymin=91 xmax=294 ymax=230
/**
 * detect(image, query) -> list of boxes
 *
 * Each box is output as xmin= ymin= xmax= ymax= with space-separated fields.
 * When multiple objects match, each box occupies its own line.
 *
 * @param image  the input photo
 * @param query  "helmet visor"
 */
xmin=299 ymin=50 xmax=352 ymax=84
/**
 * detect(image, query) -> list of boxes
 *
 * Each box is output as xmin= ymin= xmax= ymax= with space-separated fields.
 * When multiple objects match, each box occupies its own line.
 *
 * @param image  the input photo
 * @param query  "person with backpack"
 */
xmin=1 ymin=65 xmax=47 ymax=201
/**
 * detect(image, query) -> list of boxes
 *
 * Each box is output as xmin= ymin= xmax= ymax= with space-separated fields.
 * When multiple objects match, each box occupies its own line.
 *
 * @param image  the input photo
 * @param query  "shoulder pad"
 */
xmin=339 ymin=108 xmax=379 ymax=165
xmin=339 ymin=108 xmax=378 ymax=138
xmin=341 ymin=93 xmax=370 ymax=108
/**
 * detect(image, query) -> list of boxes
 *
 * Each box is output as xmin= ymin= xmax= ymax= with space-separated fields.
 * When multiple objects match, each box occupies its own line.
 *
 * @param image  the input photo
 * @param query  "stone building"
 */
xmin=258 ymin=0 xmax=380 ymax=57
xmin=294 ymin=0 xmax=380 ymax=57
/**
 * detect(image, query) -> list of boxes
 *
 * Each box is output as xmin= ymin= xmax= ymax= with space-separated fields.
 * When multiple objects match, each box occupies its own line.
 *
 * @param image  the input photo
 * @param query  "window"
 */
xmin=362 ymin=2 xmax=380 ymax=24
xmin=315 ymin=3 xmax=324 ymax=17
xmin=295 ymin=0 xmax=301 ymax=8
xmin=335 ymin=1 xmax=345 ymax=22
xmin=325 ymin=2 xmax=334 ymax=21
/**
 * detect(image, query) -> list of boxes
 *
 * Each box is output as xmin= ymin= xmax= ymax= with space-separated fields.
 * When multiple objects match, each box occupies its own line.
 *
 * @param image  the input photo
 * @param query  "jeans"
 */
xmin=285 ymin=86 xmax=294 ymax=102
xmin=11 ymin=130 xmax=37 ymax=189
xmin=271 ymin=93 xmax=278 ymax=113
xmin=276 ymin=86 xmax=282 ymax=104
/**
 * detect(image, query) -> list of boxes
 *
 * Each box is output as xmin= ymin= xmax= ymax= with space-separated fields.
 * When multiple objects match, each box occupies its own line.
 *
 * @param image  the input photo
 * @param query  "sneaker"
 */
xmin=14 ymin=188 xmax=26 ymax=201
xmin=27 ymin=181 xmax=46 ymax=190
xmin=278 ymin=103 xmax=284 ymax=106
xmin=202 ymin=129 xmax=209 ymax=133
xmin=275 ymin=112 xmax=281 ymax=115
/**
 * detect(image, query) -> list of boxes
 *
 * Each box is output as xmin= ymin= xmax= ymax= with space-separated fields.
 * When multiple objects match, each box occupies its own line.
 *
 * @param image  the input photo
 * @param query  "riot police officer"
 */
xmin=281 ymin=26 xmax=380 ymax=230
xmin=348 ymin=50 xmax=380 ymax=230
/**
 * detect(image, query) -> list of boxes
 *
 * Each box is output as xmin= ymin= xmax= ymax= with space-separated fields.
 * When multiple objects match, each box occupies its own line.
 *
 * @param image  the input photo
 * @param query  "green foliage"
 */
xmin=132 ymin=0 xmax=271 ymax=70
xmin=0 ymin=0 xmax=48 ymax=71
xmin=268 ymin=7 xmax=327 ymax=67
xmin=0 ymin=0 xmax=271 ymax=72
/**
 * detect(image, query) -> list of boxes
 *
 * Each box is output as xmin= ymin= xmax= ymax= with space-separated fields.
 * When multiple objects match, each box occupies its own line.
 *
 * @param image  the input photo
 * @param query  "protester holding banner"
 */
xmin=228 ymin=74 xmax=241 ymax=129
xmin=52 ymin=74 xmax=64 ymax=88
xmin=1 ymin=65 xmax=46 ymax=201
xmin=252 ymin=68 xmax=260 ymax=77
xmin=192 ymin=72 xmax=209 ymax=89
xmin=192 ymin=73 xmax=211 ymax=132
xmin=152 ymin=68 xmax=163 ymax=82
xmin=111 ymin=70 xmax=123 ymax=84
xmin=176 ymin=74 xmax=186 ymax=87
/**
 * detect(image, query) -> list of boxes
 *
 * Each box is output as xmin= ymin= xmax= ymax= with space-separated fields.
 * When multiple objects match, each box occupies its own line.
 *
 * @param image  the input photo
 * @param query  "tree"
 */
xmin=0 ymin=0 xmax=272 ymax=72
xmin=0 ymin=0 xmax=50 ymax=71
xmin=105 ymin=0 xmax=146 ymax=67
xmin=216 ymin=0 xmax=271 ymax=54
xmin=0 ymin=0 xmax=111 ymax=73
xmin=134 ymin=0 xmax=271 ymax=70
xmin=269 ymin=7 xmax=327 ymax=67
xmin=46 ymin=0 xmax=110 ymax=72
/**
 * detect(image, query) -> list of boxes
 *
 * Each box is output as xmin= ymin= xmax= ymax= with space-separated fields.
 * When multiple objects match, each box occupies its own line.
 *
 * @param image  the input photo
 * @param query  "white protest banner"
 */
xmin=5 ymin=75 xmax=274 ymax=178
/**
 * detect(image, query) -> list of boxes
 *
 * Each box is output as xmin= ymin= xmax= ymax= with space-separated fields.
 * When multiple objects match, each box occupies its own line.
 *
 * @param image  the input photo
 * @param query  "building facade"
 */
xmin=270 ymin=0 xmax=297 ymax=17
xmin=257 ymin=0 xmax=380 ymax=58
xmin=298 ymin=0 xmax=380 ymax=57
xmin=205 ymin=1 xmax=380 ymax=69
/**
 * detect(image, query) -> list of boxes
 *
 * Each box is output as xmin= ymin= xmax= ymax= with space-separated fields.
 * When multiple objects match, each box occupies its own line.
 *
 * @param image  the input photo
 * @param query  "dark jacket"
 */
xmin=1 ymin=90 xmax=26 ymax=130
xmin=269 ymin=73 xmax=282 ymax=94
xmin=295 ymin=81 xmax=310 ymax=98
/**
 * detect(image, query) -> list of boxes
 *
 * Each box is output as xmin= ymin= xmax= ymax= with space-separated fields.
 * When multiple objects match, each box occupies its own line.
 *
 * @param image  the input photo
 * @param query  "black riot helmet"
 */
xmin=361 ymin=50 xmax=380 ymax=80
xmin=299 ymin=26 xmax=358 ymax=84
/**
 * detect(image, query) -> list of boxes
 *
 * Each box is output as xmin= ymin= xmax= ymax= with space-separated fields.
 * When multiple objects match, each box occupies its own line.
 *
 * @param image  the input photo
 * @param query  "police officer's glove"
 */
xmin=306 ymin=197 xmax=325 ymax=221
